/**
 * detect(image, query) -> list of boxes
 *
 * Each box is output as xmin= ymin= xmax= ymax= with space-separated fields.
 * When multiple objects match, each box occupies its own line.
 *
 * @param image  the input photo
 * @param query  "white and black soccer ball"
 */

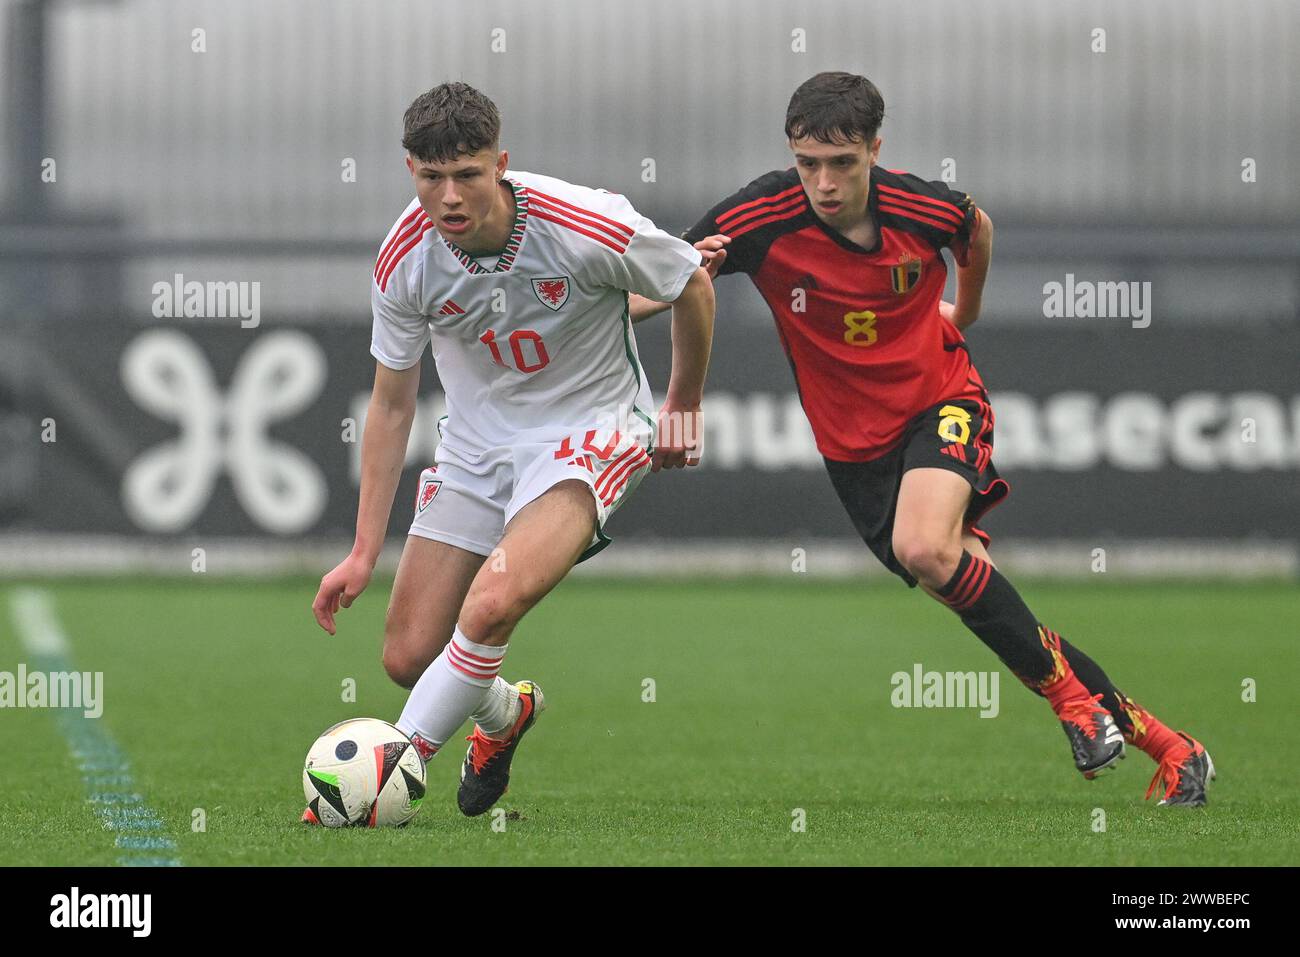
xmin=303 ymin=718 xmax=427 ymax=828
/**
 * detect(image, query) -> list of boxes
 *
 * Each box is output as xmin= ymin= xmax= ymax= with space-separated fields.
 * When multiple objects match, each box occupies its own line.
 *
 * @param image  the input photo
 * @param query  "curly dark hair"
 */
xmin=402 ymin=82 xmax=501 ymax=163
xmin=784 ymin=72 xmax=885 ymax=145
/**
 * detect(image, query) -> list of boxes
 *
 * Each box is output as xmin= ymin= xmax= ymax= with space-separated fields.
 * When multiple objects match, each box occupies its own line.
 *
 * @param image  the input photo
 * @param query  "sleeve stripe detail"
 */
xmin=377 ymin=220 xmax=434 ymax=291
xmin=526 ymin=188 xmax=635 ymax=240
xmin=715 ymin=183 xmax=806 ymax=229
xmin=717 ymin=191 xmax=807 ymax=233
xmin=877 ymin=193 xmax=964 ymax=229
xmin=877 ymin=201 xmax=960 ymax=234
xmin=727 ymin=204 xmax=807 ymax=239
xmin=531 ymin=208 xmax=629 ymax=254
xmin=878 ymin=194 xmax=964 ymax=230
xmin=528 ymin=193 xmax=632 ymax=251
xmin=876 ymin=183 xmax=965 ymax=224
xmin=375 ymin=209 xmax=429 ymax=279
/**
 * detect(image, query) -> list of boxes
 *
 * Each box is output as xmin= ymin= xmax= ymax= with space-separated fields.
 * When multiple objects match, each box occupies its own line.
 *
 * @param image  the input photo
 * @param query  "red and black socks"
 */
xmin=936 ymin=549 xmax=1186 ymax=762
xmin=937 ymin=550 xmax=1053 ymax=682
xmin=1113 ymin=691 xmax=1187 ymax=761
xmin=935 ymin=551 xmax=1091 ymax=703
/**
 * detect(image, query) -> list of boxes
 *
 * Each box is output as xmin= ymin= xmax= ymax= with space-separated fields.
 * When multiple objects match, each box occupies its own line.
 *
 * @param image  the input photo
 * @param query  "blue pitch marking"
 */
xmin=36 ymin=655 xmax=182 ymax=866
xmin=11 ymin=588 xmax=182 ymax=867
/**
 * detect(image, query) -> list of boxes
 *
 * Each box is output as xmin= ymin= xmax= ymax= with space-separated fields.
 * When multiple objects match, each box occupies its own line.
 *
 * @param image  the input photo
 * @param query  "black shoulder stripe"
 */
xmin=876 ymin=205 xmax=955 ymax=249
xmin=873 ymin=168 xmax=975 ymax=250
xmin=685 ymin=168 xmax=806 ymax=276
xmin=717 ymin=182 xmax=807 ymax=235
xmin=876 ymin=201 xmax=960 ymax=235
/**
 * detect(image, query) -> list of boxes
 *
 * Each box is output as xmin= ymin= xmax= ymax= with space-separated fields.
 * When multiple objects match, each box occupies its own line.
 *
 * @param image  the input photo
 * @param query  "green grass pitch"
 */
xmin=0 ymin=577 xmax=1295 ymax=866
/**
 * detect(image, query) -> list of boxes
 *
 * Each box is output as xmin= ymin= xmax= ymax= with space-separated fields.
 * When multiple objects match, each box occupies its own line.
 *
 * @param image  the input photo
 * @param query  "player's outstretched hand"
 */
xmin=652 ymin=402 xmax=704 ymax=472
xmin=694 ymin=234 xmax=730 ymax=278
xmin=312 ymin=553 xmax=374 ymax=636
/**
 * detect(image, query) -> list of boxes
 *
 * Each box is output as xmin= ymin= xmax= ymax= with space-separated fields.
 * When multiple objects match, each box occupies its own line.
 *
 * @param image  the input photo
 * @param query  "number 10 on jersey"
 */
xmin=479 ymin=328 xmax=551 ymax=373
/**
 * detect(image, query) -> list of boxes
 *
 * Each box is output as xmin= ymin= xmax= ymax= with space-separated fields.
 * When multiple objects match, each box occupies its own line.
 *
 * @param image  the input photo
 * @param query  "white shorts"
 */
xmin=408 ymin=423 xmax=654 ymax=562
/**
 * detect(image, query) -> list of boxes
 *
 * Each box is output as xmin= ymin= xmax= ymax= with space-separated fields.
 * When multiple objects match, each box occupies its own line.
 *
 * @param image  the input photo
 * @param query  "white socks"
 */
xmin=472 ymin=676 xmax=523 ymax=739
xmin=396 ymin=627 xmax=506 ymax=756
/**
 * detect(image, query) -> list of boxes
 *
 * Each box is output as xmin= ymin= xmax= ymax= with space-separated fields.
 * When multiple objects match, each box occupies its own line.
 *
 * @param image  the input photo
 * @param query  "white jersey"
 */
xmin=370 ymin=170 xmax=701 ymax=452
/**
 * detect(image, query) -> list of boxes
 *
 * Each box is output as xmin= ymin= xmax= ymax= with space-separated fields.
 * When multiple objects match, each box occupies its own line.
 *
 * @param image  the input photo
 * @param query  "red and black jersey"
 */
xmin=684 ymin=166 xmax=988 ymax=462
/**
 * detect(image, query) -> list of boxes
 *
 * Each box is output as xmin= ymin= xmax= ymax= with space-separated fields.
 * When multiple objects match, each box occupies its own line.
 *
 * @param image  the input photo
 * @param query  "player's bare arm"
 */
xmin=653 ymin=265 xmax=715 ymax=472
xmin=630 ymin=234 xmax=729 ymax=323
xmin=311 ymin=360 xmax=420 ymax=635
xmin=949 ymin=209 xmax=993 ymax=331
xmin=627 ymin=292 xmax=667 ymax=323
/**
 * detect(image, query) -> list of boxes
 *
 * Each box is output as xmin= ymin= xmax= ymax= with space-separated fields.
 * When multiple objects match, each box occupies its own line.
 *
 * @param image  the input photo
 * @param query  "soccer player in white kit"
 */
xmin=309 ymin=82 xmax=714 ymax=818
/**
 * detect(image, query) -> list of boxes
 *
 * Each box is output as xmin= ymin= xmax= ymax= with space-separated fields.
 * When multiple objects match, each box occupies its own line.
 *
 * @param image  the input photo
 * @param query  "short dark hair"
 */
xmin=401 ymin=82 xmax=501 ymax=163
xmin=784 ymin=72 xmax=885 ymax=145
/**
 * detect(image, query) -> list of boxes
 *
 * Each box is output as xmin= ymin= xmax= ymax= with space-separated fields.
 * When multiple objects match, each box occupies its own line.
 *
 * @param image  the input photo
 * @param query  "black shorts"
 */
xmin=824 ymin=396 xmax=1011 ymax=587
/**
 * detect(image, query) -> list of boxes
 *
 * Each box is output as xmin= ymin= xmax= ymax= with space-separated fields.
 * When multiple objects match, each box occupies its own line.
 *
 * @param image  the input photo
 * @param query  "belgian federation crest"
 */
xmin=891 ymin=256 xmax=923 ymax=294
xmin=417 ymin=477 xmax=442 ymax=512
xmin=532 ymin=276 xmax=571 ymax=311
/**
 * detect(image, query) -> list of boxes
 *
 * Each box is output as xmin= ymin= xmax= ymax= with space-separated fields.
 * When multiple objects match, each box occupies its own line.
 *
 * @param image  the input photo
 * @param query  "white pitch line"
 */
xmin=7 ymin=587 xmax=182 ymax=867
xmin=8 ymin=588 xmax=71 ymax=656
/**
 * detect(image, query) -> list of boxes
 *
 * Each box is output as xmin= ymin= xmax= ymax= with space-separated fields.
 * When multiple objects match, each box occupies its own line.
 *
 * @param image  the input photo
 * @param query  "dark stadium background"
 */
xmin=2 ymin=0 xmax=1295 ymax=580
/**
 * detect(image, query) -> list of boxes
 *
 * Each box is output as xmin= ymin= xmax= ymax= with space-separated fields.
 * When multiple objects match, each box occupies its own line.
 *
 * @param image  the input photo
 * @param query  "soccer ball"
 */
xmin=303 ymin=718 xmax=427 ymax=828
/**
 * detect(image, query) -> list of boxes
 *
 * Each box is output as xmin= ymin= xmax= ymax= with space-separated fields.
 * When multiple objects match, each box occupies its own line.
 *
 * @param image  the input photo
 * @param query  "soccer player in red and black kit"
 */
xmin=631 ymin=72 xmax=1214 ymax=806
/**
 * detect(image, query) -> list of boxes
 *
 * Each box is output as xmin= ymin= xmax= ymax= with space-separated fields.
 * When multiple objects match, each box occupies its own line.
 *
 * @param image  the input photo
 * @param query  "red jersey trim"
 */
xmin=530 ymin=207 xmax=629 ymax=253
xmin=728 ymin=203 xmax=808 ymax=239
xmin=526 ymin=188 xmax=634 ymax=241
xmin=877 ymin=201 xmax=961 ymax=233
xmin=877 ymin=192 xmax=964 ymax=229
xmin=375 ymin=210 xmax=429 ymax=281
xmin=717 ymin=192 xmax=807 ymax=233
xmin=377 ymin=218 xmax=434 ymax=291
xmin=717 ymin=183 xmax=806 ymax=231
xmin=528 ymin=195 xmax=630 ymax=250
xmin=876 ymin=183 xmax=965 ymax=224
